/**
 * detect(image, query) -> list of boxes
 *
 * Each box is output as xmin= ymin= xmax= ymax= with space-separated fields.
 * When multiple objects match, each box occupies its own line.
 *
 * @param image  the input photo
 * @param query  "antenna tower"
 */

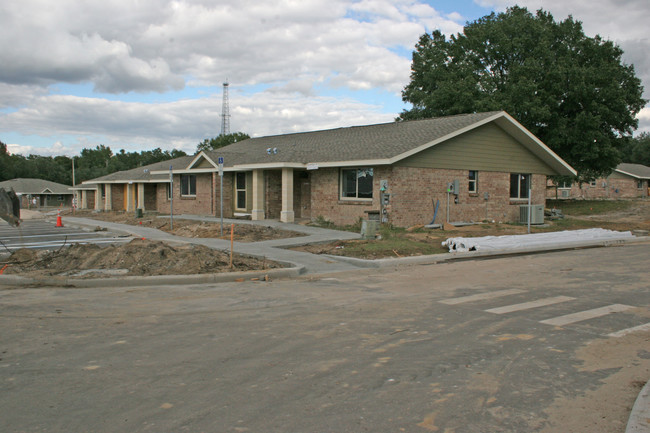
xmin=220 ymin=81 xmax=230 ymax=136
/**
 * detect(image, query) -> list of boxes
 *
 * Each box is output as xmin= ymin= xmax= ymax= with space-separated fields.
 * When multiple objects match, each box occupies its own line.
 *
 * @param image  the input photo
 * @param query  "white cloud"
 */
xmin=0 ymin=91 xmax=395 ymax=155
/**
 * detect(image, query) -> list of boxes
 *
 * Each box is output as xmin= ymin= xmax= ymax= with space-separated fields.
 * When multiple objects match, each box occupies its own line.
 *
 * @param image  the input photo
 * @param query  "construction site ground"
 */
xmin=2 ymin=199 xmax=648 ymax=279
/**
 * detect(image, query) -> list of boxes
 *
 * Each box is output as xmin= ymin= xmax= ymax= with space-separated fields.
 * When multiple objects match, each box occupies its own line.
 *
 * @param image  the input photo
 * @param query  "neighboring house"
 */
xmin=0 ymin=178 xmax=74 ymax=208
xmin=547 ymin=163 xmax=650 ymax=200
xmin=77 ymin=156 xmax=194 ymax=212
xmin=82 ymin=111 xmax=576 ymax=227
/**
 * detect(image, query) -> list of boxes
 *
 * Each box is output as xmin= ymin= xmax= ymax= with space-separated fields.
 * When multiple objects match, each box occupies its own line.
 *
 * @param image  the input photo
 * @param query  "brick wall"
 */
xmin=265 ymin=171 xmax=282 ymax=219
xmin=547 ymin=177 xmax=648 ymax=200
xmin=110 ymin=184 xmax=124 ymax=210
xmin=309 ymin=166 xmax=547 ymax=227
xmin=170 ymin=173 xmax=213 ymax=215
xmin=214 ymin=173 xmax=234 ymax=218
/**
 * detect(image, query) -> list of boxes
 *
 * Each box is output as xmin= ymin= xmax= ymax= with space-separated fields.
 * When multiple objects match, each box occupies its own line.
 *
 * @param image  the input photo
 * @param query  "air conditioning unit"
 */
xmin=560 ymin=189 xmax=570 ymax=198
xmin=520 ymin=205 xmax=545 ymax=224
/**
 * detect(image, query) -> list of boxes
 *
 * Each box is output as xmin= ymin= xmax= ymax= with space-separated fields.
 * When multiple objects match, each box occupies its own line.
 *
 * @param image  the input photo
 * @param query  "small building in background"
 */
xmin=547 ymin=163 xmax=650 ymax=200
xmin=0 ymin=178 xmax=74 ymax=208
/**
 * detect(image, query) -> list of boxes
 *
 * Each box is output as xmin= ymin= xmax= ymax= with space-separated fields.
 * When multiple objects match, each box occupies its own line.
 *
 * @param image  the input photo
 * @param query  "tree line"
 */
xmin=0 ymin=141 xmax=187 ymax=185
xmin=0 ymin=132 xmax=250 ymax=186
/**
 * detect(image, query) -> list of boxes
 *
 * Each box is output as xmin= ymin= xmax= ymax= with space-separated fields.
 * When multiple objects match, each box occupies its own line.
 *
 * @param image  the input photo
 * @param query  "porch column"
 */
xmin=280 ymin=168 xmax=294 ymax=223
xmin=94 ymin=188 xmax=101 ymax=211
xmin=251 ymin=170 xmax=265 ymax=220
xmin=126 ymin=184 xmax=134 ymax=212
xmin=105 ymin=184 xmax=112 ymax=211
xmin=137 ymin=183 xmax=145 ymax=210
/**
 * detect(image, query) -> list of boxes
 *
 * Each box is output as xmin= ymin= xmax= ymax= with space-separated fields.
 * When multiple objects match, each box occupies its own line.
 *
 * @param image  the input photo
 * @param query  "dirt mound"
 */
xmin=3 ymin=239 xmax=282 ymax=278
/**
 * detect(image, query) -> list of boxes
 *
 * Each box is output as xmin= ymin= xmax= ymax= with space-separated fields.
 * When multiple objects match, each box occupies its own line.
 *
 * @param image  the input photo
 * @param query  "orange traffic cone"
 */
xmin=56 ymin=209 xmax=64 ymax=227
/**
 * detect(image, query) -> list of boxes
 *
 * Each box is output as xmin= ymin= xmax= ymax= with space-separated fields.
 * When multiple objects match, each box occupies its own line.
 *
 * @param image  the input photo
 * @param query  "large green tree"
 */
xmin=619 ymin=133 xmax=650 ymax=166
xmin=400 ymin=6 xmax=646 ymax=180
xmin=196 ymin=132 xmax=250 ymax=153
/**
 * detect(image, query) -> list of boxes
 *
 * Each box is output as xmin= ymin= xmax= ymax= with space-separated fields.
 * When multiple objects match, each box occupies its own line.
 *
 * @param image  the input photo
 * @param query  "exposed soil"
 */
xmin=3 ymin=238 xmax=282 ymax=279
xmin=292 ymin=200 xmax=650 ymax=259
xmin=68 ymin=210 xmax=306 ymax=242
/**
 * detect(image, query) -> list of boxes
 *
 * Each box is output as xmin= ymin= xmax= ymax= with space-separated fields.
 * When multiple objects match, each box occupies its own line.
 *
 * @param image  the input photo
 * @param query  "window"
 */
xmin=638 ymin=180 xmax=644 ymax=189
xmin=468 ymin=170 xmax=478 ymax=193
xmin=235 ymin=172 xmax=246 ymax=210
xmin=166 ymin=183 xmax=172 ymax=200
xmin=558 ymin=180 xmax=571 ymax=189
xmin=340 ymin=168 xmax=373 ymax=200
xmin=180 ymin=174 xmax=196 ymax=196
xmin=100 ymin=185 xmax=106 ymax=199
xmin=510 ymin=173 xmax=530 ymax=199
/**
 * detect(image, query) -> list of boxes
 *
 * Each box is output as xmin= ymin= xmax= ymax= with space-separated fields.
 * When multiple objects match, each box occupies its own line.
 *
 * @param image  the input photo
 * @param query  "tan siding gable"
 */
xmin=609 ymin=171 xmax=630 ymax=180
xmin=396 ymin=123 xmax=556 ymax=175
xmin=194 ymin=157 xmax=216 ymax=169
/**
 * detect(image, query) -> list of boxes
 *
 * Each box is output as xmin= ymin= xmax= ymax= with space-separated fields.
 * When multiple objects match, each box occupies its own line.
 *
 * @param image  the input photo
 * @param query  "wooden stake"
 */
xmin=230 ymin=223 xmax=234 ymax=269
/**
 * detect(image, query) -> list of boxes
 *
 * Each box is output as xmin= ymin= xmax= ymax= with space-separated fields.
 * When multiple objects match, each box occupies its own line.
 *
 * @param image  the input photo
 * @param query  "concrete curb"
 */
xmin=626 ymin=380 xmax=650 ymax=433
xmin=0 ymin=265 xmax=305 ymax=288
xmin=323 ymin=235 xmax=650 ymax=268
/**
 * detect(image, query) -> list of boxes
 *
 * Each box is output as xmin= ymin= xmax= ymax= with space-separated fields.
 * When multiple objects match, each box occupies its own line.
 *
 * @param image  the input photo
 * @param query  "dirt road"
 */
xmin=1 ymin=243 xmax=648 ymax=432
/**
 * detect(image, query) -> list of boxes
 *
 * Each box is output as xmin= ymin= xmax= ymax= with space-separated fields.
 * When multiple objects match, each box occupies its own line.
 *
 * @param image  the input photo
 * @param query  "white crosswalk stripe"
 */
xmin=607 ymin=323 xmax=650 ymax=338
xmin=539 ymin=304 xmax=636 ymax=327
xmin=438 ymin=289 xmax=525 ymax=305
xmin=439 ymin=291 xmax=644 ymax=337
xmin=485 ymin=296 xmax=575 ymax=314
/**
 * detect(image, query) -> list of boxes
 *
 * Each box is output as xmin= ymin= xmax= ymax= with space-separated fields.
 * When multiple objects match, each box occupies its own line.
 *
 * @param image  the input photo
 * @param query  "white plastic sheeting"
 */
xmin=442 ymin=228 xmax=635 ymax=253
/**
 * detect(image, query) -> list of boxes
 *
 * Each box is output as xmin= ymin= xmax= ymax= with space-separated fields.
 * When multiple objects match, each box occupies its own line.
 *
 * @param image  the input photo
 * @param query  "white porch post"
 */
xmin=94 ymin=188 xmax=101 ymax=211
xmin=137 ymin=183 xmax=145 ymax=210
xmin=80 ymin=190 xmax=88 ymax=209
xmin=280 ymin=168 xmax=294 ymax=223
xmin=104 ymin=184 xmax=112 ymax=211
xmin=251 ymin=169 xmax=265 ymax=221
xmin=126 ymin=184 xmax=134 ymax=212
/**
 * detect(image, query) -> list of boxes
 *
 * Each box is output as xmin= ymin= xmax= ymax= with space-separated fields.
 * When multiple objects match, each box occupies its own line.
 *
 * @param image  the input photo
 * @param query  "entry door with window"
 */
xmin=235 ymin=172 xmax=247 ymax=211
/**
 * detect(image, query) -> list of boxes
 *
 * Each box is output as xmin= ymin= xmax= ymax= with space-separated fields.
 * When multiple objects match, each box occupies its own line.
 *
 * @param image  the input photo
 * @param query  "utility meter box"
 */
xmin=381 ymin=193 xmax=390 ymax=206
xmin=447 ymin=179 xmax=460 ymax=195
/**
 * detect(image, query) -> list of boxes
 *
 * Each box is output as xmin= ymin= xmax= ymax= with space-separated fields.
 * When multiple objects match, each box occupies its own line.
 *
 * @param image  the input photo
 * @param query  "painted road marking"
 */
xmin=540 ymin=304 xmax=635 ymax=327
xmin=608 ymin=323 xmax=650 ymax=338
xmin=439 ymin=289 xmax=525 ymax=305
xmin=485 ymin=296 xmax=576 ymax=315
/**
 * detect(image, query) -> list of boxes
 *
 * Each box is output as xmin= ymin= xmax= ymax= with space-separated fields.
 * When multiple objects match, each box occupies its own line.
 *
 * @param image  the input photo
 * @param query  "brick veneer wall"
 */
xmin=547 ymin=177 xmax=648 ymax=200
xmin=215 ymin=173 xmax=234 ymax=218
xmin=310 ymin=166 xmax=547 ymax=227
xmin=264 ymin=171 xmax=282 ymax=219
xmin=110 ymin=184 xmax=124 ymax=210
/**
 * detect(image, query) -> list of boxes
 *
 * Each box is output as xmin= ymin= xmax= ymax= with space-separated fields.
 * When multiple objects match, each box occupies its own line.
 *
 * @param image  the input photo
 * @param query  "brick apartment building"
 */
xmin=547 ymin=163 xmax=650 ymax=200
xmin=79 ymin=111 xmax=576 ymax=227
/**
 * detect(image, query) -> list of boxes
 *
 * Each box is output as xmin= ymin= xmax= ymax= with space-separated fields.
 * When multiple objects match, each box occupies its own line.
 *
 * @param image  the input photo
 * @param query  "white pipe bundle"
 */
xmin=442 ymin=228 xmax=635 ymax=253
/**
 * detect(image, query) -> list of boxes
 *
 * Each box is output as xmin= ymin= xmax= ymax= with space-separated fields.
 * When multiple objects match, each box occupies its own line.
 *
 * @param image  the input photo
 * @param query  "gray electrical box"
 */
xmin=381 ymin=193 xmax=390 ymax=205
xmin=447 ymin=179 xmax=460 ymax=195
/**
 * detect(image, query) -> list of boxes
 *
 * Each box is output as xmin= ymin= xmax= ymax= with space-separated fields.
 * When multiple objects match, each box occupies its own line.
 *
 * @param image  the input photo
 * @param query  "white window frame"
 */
xmin=468 ymin=170 xmax=478 ymax=193
xmin=510 ymin=173 xmax=531 ymax=200
xmin=339 ymin=168 xmax=374 ymax=201
xmin=180 ymin=174 xmax=196 ymax=197
xmin=235 ymin=172 xmax=247 ymax=211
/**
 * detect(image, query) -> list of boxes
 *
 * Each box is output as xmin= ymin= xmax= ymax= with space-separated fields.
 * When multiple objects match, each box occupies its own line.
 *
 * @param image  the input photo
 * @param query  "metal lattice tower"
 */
xmin=220 ymin=81 xmax=230 ymax=136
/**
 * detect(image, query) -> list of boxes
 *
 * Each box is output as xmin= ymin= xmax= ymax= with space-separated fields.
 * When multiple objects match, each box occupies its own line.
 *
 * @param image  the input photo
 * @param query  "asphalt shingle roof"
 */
xmin=616 ymin=163 xmax=650 ymax=179
xmin=0 ymin=178 xmax=73 ymax=194
xmin=204 ymin=111 xmax=502 ymax=166
xmin=83 ymin=156 xmax=194 ymax=183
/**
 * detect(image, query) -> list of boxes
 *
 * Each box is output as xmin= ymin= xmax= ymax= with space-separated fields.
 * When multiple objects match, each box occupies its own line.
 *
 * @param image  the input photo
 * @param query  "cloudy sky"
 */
xmin=1 ymin=0 xmax=648 ymax=157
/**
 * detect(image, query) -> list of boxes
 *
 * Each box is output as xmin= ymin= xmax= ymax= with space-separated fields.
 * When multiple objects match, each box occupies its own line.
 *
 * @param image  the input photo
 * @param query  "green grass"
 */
xmin=546 ymin=199 xmax=635 ymax=216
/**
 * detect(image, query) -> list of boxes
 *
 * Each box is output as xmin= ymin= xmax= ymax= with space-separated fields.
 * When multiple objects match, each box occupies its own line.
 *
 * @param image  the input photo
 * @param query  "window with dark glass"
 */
xmin=468 ymin=170 xmax=478 ymax=193
xmin=180 ymin=174 xmax=196 ymax=196
xmin=510 ymin=173 xmax=530 ymax=199
xmin=340 ymin=168 xmax=373 ymax=200
xmin=235 ymin=172 xmax=246 ymax=209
